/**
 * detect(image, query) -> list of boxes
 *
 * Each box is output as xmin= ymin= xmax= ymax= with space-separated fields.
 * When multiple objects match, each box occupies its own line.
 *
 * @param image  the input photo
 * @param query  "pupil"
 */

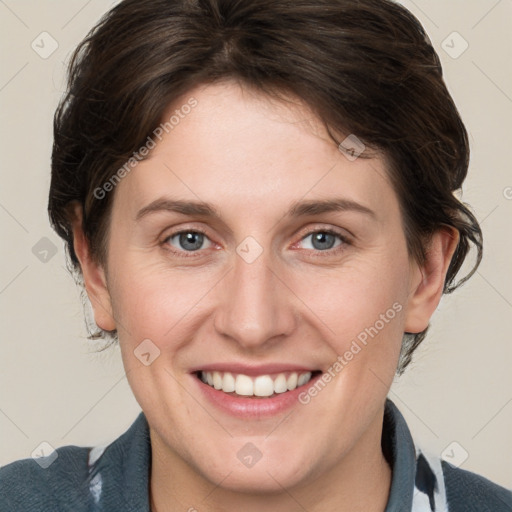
xmin=313 ymin=232 xmax=335 ymax=250
xmin=180 ymin=232 xmax=203 ymax=251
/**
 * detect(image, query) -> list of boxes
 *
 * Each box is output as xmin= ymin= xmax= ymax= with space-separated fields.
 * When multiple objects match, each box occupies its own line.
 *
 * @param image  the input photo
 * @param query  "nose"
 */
xmin=213 ymin=246 xmax=297 ymax=350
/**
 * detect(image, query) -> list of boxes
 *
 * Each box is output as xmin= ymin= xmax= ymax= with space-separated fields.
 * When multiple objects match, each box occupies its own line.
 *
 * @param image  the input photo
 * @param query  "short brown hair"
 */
xmin=48 ymin=0 xmax=482 ymax=373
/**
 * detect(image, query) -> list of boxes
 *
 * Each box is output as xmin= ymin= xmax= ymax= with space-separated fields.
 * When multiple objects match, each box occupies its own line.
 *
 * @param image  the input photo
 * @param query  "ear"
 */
xmin=404 ymin=227 xmax=459 ymax=333
xmin=70 ymin=203 xmax=116 ymax=332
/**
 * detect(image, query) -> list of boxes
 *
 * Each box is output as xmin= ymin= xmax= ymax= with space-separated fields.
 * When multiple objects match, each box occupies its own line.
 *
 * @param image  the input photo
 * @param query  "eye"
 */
xmin=164 ymin=229 xmax=213 ymax=253
xmin=297 ymin=229 xmax=348 ymax=253
xmin=161 ymin=227 xmax=349 ymax=258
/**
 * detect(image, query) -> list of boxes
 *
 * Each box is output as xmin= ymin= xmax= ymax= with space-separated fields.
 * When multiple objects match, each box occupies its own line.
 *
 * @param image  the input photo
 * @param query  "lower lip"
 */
xmin=193 ymin=373 xmax=322 ymax=418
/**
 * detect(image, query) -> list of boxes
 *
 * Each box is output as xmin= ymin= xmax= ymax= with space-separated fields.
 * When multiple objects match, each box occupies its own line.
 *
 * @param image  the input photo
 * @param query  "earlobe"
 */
xmin=70 ymin=203 xmax=116 ymax=332
xmin=404 ymin=227 xmax=459 ymax=333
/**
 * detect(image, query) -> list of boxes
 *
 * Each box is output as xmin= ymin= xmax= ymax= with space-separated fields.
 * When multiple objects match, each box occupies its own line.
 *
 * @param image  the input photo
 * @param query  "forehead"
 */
xmin=113 ymin=81 xmax=398 ymax=225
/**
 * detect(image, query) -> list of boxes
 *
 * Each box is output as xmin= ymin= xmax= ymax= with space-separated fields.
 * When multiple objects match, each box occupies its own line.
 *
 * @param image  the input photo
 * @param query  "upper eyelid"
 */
xmin=295 ymin=225 xmax=351 ymax=240
xmin=163 ymin=227 xmax=212 ymax=246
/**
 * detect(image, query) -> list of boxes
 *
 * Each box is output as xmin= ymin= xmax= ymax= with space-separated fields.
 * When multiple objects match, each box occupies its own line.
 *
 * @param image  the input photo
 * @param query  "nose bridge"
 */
xmin=214 ymin=247 xmax=295 ymax=349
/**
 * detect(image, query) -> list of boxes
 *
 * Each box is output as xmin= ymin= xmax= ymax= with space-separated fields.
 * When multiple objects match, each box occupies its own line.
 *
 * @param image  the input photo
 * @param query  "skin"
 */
xmin=72 ymin=80 xmax=458 ymax=512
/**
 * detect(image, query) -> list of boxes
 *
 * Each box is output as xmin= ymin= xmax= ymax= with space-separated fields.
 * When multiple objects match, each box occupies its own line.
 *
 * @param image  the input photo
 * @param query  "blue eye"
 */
xmin=165 ymin=230 xmax=212 ymax=252
xmin=298 ymin=229 xmax=348 ymax=253
xmin=161 ymin=227 xmax=349 ymax=259
xmin=304 ymin=231 xmax=339 ymax=250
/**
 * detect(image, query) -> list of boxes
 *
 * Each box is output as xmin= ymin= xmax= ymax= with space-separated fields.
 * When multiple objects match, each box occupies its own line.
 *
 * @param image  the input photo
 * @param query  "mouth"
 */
xmin=195 ymin=370 xmax=322 ymax=398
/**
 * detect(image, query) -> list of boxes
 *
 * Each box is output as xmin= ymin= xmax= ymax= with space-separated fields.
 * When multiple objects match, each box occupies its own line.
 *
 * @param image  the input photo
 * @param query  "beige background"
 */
xmin=0 ymin=0 xmax=511 ymax=489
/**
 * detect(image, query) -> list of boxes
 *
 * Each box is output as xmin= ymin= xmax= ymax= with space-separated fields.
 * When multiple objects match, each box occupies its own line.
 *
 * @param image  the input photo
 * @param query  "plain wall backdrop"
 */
xmin=0 ymin=0 xmax=511 ymax=489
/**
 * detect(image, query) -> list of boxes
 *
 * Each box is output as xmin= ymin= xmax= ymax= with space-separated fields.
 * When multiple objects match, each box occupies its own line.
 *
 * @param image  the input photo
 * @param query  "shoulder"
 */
xmin=383 ymin=399 xmax=511 ymax=512
xmin=0 ymin=445 xmax=91 ymax=512
xmin=0 ymin=412 xmax=151 ymax=512
xmin=441 ymin=460 xmax=512 ymax=512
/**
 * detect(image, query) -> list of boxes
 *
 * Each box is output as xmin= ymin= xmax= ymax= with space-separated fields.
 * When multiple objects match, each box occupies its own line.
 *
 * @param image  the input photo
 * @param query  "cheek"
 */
xmin=292 ymin=253 xmax=409 ymax=342
xmin=289 ymin=253 xmax=410 ymax=406
xmin=110 ymin=265 xmax=209 ymax=341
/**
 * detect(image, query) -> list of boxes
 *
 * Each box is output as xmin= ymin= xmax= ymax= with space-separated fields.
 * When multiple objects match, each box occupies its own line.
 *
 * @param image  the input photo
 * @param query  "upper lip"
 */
xmin=190 ymin=363 xmax=319 ymax=376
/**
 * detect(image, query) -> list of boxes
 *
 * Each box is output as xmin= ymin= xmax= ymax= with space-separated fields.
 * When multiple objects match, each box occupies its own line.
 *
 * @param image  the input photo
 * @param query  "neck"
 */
xmin=149 ymin=409 xmax=392 ymax=512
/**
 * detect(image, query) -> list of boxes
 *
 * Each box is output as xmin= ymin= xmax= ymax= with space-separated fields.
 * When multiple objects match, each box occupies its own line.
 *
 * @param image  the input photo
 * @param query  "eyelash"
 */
xmin=161 ymin=227 xmax=351 ymax=259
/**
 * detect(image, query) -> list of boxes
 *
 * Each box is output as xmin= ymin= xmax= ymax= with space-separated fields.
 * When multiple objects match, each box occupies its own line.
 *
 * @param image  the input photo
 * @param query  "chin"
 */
xmin=186 ymin=437 xmax=318 ymax=495
xmin=203 ymin=462 xmax=310 ymax=495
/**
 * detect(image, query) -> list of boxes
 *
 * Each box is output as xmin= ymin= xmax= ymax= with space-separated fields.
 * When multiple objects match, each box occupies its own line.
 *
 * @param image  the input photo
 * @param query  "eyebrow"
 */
xmin=135 ymin=197 xmax=376 ymax=222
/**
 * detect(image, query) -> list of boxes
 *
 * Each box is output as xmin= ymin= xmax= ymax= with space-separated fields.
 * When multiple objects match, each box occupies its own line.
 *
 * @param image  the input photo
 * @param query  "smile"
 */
xmin=197 ymin=370 xmax=320 ymax=398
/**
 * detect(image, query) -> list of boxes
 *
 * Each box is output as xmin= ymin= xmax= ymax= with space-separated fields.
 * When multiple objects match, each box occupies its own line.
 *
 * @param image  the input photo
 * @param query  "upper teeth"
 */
xmin=200 ymin=371 xmax=313 ymax=397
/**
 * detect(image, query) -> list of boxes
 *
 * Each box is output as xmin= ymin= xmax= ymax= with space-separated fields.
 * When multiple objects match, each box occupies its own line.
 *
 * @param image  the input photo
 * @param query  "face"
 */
xmin=80 ymin=81 xmax=439 ymax=494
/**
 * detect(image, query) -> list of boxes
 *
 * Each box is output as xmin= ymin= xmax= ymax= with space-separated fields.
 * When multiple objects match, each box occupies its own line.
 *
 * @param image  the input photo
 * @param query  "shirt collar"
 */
xmin=382 ymin=398 xmax=418 ymax=511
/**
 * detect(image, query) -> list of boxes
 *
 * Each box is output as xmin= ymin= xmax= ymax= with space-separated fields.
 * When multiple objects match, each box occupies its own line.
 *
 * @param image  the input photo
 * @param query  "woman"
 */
xmin=1 ymin=0 xmax=510 ymax=510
